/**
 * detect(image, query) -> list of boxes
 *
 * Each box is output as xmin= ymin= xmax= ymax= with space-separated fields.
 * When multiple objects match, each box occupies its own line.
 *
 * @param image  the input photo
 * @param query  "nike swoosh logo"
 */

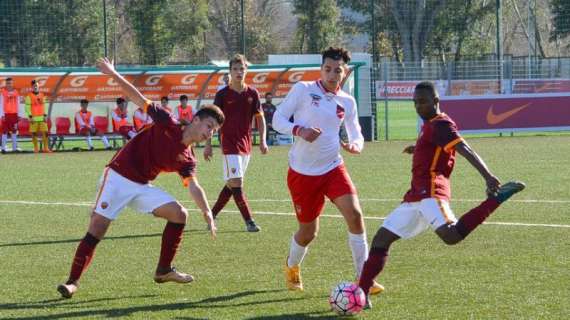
xmin=486 ymin=103 xmax=530 ymax=125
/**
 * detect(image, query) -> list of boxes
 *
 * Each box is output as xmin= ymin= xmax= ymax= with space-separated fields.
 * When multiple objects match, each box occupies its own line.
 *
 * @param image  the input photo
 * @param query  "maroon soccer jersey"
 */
xmin=214 ymin=85 xmax=262 ymax=155
xmin=107 ymin=103 xmax=196 ymax=185
xmin=403 ymin=113 xmax=463 ymax=202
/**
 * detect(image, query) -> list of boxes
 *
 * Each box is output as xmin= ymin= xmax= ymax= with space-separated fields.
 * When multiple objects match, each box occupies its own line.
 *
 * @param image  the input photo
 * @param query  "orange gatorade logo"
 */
xmin=486 ymin=103 xmax=530 ymax=125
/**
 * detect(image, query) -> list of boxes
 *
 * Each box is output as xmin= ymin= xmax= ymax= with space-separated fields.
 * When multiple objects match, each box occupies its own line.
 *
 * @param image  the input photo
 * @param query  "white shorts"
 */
xmin=222 ymin=154 xmax=250 ymax=181
xmin=93 ymin=168 xmax=176 ymax=220
xmin=382 ymin=198 xmax=457 ymax=239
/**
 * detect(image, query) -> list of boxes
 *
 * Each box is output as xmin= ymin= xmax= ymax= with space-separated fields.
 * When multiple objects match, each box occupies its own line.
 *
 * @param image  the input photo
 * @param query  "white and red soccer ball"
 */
xmin=329 ymin=282 xmax=366 ymax=315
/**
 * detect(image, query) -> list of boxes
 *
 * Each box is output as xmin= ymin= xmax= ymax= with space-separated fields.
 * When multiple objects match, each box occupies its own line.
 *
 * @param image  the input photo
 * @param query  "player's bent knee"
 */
xmin=436 ymin=225 xmax=464 ymax=245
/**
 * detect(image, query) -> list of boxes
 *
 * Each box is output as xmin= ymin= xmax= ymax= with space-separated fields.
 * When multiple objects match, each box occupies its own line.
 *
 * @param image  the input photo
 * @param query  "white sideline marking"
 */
xmin=0 ymin=199 xmax=569 ymax=229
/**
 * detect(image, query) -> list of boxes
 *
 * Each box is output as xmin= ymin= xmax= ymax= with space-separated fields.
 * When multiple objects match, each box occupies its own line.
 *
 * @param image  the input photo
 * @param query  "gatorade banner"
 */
xmin=440 ymin=93 xmax=570 ymax=133
xmin=0 ymin=68 xmax=323 ymax=103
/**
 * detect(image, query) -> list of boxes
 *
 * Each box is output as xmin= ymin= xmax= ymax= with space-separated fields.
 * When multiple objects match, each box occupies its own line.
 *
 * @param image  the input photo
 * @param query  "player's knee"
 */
xmin=436 ymin=225 xmax=464 ymax=245
xmin=176 ymin=207 xmax=189 ymax=223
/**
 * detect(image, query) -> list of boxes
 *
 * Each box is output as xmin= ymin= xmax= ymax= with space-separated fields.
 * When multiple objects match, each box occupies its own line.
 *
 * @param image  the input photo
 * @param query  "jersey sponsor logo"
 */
xmin=486 ymin=103 xmax=530 ymax=125
xmin=310 ymin=93 xmax=321 ymax=107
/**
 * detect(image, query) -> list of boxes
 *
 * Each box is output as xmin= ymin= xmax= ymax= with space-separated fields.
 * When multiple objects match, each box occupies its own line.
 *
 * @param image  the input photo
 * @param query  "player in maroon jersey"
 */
xmin=204 ymin=54 xmax=268 ymax=232
xmin=56 ymin=58 xmax=225 ymax=299
xmin=358 ymin=81 xmax=525 ymax=308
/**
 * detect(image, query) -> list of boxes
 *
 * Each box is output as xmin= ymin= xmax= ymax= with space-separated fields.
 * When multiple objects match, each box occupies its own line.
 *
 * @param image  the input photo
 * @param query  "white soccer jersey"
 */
xmin=273 ymin=80 xmax=364 ymax=176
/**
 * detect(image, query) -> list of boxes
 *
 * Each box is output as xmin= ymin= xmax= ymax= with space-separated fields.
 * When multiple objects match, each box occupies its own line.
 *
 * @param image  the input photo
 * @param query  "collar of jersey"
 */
xmin=317 ymin=80 xmax=340 ymax=95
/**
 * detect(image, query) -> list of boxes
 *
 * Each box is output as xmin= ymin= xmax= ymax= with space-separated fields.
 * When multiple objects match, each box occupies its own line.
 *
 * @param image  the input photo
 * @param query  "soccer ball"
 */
xmin=328 ymin=282 xmax=366 ymax=315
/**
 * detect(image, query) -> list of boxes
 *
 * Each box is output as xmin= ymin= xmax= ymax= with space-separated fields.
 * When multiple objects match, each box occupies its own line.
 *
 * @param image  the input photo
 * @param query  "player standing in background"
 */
xmin=57 ymin=57 xmax=223 ymax=299
xmin=25 ymin=80 xmax=51 ymax=153
xmin=160 ymin=96 xmax=172 ymax=113
xmin=272 ymin=47 xmax=383 ymax=295
xmin=357 ymin=81 xmax=525 ymax=309
xmin=204 ymin=54 xmax=268 ymax=232
xmin=0 ymin=77 xmax=21 ymax=153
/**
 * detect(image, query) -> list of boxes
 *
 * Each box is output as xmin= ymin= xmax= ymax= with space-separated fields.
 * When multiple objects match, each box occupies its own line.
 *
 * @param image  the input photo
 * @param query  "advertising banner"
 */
xmin=440 ymin=93 xmax=570 ymax=133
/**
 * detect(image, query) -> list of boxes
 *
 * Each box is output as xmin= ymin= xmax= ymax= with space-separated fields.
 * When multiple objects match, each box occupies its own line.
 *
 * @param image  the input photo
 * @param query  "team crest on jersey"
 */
xmin=336 ymin=105 xmax=345 ymax=120
xmin=310 ymin=93 xmax=321 ymax=107
xmin=100 ymin=202 xmax=108 ymax=210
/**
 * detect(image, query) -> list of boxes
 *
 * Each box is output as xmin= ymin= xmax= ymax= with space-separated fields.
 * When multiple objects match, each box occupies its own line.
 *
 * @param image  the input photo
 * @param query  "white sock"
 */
xmin=1 ymin=134 xmax=7 ymax=150
xmin=86 ymin=136 xmax=93 ymax=148
xmin=349 ymin=232 xmax=369 ymax=278
xmin=101 ymin=136 xmax=110 ymax=148
xmin=11 ymin=133 xmax=18 ymax=149
xmin=287 ymin=236 xmax=308 ymax=267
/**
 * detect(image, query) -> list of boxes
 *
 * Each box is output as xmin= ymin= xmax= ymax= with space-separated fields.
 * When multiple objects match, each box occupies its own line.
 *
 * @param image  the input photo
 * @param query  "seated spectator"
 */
xmin=133 ymin=105 xmax=153 ymax=132
xmin=174 ymin=95 xmax=193 ymax=124
xmin=160 ymin=96 xmax=172 ymax=113
xmin=75 ymin=99 xmax=111 ymax=150
xmin=112 ymin=97 xmax=136 ymax=140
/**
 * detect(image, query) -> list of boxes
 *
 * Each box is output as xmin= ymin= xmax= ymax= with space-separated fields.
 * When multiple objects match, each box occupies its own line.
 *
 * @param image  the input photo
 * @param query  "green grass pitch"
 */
xmin=1 ymin=136 xmax=569 ymax=319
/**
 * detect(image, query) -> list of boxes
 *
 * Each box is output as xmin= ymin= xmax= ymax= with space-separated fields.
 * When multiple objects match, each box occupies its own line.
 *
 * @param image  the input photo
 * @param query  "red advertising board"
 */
xmin=0 ymin=68 xmax=323 ymax=103
xmin=440 ymin=93 xmax=570 ymax=132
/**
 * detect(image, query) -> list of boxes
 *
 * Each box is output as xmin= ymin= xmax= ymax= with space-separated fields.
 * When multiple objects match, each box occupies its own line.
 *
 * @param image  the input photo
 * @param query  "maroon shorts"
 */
xmin=287 ymin=164 xmax=357 ymax=223
xmin=1 ymin=114 xmax=19 ymax=134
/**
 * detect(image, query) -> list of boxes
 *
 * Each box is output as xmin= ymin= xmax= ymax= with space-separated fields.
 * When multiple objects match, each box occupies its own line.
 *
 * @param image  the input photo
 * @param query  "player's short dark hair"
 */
xmin=179 ymin=95 xmax=188 ymax=101
xmin=116 ymin=97 xmax=125 ymax=104
xmin=229 ymin=54 xmax=249 ymax=69
xmin=161 ymin=96 xmax=169 ymax=102
xmin=415 ymin=81 xmax=438 ymax=97
xmin=265 ymin=92 xmax=272 ymax=97
xmin=322 ymin=47 xmax=351 ymax=64
xmin=31 ymin=79 xmax=37 ymax=85
xmin=80 ymin=99 xmax=89 ymax=104
xmin=6 ymin=77 xmax=13 ymax=82
xmin=195 ymin=104 xmax=225 ymax=126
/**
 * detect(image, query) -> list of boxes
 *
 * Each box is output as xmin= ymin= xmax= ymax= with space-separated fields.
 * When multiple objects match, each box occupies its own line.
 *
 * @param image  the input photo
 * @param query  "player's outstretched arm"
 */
xmin=96 ymin=57 xmax=148 ymax=108
xmin=187 ymin=178 xmax=217 ymax=238
xmin=455 ymin=141 xmax=501 ymax=194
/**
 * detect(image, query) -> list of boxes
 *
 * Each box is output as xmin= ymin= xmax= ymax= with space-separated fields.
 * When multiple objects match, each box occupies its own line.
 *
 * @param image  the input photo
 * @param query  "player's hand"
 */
xmin=96 ymin=57 xmax=116 ymax=75
xmin=402 ymin=145 xmax=415 ymax=154
xmin=340 ymin=142 xmax=361 ymax=154
xmin=202 ymin=211 xmax=217 ymax=239
xmin=298 ymin=127 xmax=321 ymax=143
xmin=203 ymin=144 xmax=213 ymax=161
xmin=485 ymin=174 xmax=501 ymax=196
xmin=259 ymin=141 xmax=269 ymax=154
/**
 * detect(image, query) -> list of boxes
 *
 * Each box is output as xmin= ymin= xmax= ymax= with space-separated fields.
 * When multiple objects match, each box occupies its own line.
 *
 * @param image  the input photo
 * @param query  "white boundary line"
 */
xmin=245 ymin=198 xmax=570 ymax=204
xmin=1 ymin=199 xmax=569 ymax=229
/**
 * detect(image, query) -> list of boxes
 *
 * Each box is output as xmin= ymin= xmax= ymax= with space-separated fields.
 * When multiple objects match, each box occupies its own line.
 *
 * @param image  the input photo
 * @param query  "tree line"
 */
xmin=0 ymin=0 xmax=568 ymax=67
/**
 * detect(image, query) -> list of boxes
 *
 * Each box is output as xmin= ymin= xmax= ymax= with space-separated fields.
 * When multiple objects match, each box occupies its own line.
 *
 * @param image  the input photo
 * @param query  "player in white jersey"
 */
xmin=273 ymin=47 xmax=383 ymax=295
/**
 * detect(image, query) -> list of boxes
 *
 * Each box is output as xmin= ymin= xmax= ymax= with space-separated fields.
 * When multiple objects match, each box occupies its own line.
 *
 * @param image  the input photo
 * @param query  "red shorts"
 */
xmin=287 ymin=164 xmax=357 ymax=223
xmin=117 ymin=126 xmax=134 ymax=139
xmin=78 ymin=126 xmax=98 ymax=136
xmin=1 ymin=114 xmax=19 ymax=133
